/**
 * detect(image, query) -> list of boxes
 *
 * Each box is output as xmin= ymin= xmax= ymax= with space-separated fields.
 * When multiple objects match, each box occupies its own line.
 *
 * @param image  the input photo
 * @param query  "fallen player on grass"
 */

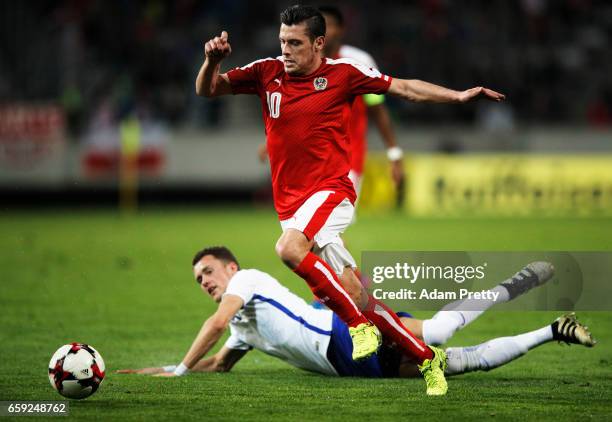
xmin=117 ymin=246 xmax=595 ymax=380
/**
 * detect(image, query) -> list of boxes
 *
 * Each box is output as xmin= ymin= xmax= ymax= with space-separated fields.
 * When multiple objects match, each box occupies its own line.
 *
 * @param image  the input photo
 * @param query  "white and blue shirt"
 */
xmin=223 ymin=269 xmax=337 ymax=376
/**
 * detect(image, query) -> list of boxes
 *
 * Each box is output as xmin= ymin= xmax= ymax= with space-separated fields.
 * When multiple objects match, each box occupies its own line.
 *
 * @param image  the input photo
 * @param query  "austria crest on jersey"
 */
xmin=313 ymin=77 xmax=328 ymax=91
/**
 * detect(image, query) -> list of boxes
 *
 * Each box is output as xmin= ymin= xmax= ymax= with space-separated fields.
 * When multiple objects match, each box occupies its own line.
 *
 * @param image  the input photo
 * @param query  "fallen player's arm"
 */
xmin=115 ymin=347 xmax=247 ymax=376
xmin=116 ymin=295 xmax=245 ymax=377
xmin=175 ymin=294 xmax=244 ymax=374
xmin=195 ymin=31 xmax=233 ymax=97
xmin=388 ymin=79 xmax=505 ymax=104
xmin=190 ymin=346 xmax=248 ymax=373
xmin=116 ymin=367 xmax=168 ymax=375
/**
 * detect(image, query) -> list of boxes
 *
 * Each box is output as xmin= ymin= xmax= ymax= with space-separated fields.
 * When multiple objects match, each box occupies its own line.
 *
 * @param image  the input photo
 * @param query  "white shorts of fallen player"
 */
xmin=280 ymin=190 xmax=357 ymax=275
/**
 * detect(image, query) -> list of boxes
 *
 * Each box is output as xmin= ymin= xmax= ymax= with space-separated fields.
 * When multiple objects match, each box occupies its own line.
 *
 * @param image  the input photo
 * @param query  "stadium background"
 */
xmin=1 ymin=1 xmax=610 ymax=420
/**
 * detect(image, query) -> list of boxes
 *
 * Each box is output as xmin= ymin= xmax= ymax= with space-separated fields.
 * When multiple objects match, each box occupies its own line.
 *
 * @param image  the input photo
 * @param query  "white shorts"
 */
xmin=280 ymin=191 xmax=354 ymax=248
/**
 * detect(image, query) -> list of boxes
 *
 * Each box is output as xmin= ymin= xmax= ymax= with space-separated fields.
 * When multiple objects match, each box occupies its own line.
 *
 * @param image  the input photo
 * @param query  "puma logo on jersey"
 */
xmin=274 ymin=78 xmax=281 ymax=86
xmin=313 ymin=77 xmax=327 ymax=91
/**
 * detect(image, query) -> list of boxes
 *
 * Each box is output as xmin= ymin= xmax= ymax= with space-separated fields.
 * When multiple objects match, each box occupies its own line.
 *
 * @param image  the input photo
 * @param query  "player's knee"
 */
xmin=275 ymin=237 xmax=306 ymax=268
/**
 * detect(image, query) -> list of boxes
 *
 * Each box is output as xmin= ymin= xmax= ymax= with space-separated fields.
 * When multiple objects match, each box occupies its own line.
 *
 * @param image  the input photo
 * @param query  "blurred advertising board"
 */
xmin=0 ymin=103 xmax=67 ymax=185
xmin=360 ymin=154 xmax=612 ymax=217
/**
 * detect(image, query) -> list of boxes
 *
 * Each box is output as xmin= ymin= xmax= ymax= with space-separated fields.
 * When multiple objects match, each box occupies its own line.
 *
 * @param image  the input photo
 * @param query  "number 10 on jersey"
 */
xmin=266 ymin=91 xmax=281 ymax=118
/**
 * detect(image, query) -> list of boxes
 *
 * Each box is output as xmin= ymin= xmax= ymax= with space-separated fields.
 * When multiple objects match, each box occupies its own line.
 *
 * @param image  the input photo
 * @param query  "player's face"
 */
xmin=193 ymin=255 xmax=238 ymax=303
xmin=322 ymin=14 xmax=343 ymax=56
xmin=279 ymin=23 xmax=324 ymax=76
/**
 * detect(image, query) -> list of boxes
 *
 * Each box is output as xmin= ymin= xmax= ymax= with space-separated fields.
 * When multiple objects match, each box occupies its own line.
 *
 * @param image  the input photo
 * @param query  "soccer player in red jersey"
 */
xmin=196 ymin=5 xmax=504 ymax=395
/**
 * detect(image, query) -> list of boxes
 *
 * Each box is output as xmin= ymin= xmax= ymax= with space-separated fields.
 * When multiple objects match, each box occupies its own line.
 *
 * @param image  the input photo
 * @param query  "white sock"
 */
xmin=423 ymin=311 xmax=470 ymax=346
xmin=445 ymin=325 xmax=553 ymax=375
xmin=423 ymin=285 xmax=511 ymax=346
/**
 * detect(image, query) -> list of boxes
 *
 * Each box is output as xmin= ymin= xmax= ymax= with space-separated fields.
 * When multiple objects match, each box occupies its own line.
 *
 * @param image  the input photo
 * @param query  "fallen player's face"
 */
xmin=279 ymin=23 xmax=322 ymax=75
xmin=193 ymin=255 xmax=235 ymax=303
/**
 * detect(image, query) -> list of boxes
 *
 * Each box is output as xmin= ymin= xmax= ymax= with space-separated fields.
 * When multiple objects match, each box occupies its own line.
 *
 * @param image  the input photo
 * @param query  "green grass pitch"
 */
xmin=0 ymin=207 xmax=610 ymax=420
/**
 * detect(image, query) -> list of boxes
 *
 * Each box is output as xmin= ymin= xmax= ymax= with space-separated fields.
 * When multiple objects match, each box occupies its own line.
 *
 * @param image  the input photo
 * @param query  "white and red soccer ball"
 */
xmin=48 ymin=343 xmax=105 ymax=399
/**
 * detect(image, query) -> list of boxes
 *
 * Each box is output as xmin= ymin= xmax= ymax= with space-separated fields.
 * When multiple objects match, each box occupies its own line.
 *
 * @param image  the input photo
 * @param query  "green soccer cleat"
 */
xmin=418 ymin=346 xmax=448 ymax=396
xmin=349 ymin=322 xmax=381 ymax=361
xmin=552 ymin=312 xmax=596 ymax=347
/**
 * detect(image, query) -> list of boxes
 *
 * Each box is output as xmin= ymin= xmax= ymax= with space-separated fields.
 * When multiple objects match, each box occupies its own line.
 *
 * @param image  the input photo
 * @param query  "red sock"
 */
xmin=295 ymin=252 xmax=368 ymax=328
xmin=363 ymin=295 xmax=433 ymax=363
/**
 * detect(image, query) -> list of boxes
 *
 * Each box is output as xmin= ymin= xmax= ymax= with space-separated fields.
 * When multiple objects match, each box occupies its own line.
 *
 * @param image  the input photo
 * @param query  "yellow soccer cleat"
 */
xmin=349 ymin=322 xmax=382 ymax=361
xmin=418 ymin=346 xmax=448 ymax=396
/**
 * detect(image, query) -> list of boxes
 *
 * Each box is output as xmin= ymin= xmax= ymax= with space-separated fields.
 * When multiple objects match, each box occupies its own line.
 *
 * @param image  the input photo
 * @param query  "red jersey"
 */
xmin=226 ymin=56 xmax=392 ymax=219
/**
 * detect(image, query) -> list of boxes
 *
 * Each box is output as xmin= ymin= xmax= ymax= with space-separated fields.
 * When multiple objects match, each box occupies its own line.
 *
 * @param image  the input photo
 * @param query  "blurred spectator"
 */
xmin=0 ymin=0 xmax=610 ymax=131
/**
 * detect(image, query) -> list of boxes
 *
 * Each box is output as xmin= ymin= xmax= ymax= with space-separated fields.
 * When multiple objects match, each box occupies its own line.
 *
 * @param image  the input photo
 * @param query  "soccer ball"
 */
xmin=48 ymin=343 xmax=106 ymax=399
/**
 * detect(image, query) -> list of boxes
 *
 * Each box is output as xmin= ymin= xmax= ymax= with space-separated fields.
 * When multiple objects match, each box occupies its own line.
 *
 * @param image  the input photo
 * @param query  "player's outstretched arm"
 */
xmin=388 ymin=79 xmax=505 ymax=104
xmin=149 ymin=295 xmax=244 ymax=377
xmin=115 ymin=347 xmax=247 ymax=375
xmin=116 ymin=367 xmax=167 ymax=375
xmin=174 ymin=295 xmax=243 ymax=372
xmin=117 ymin=296 xmax=244 ymax=377
xmin=195 ymin=30 xmax=233 ymax=97
xmin=190 ymin=347 xmax=248 ymax=373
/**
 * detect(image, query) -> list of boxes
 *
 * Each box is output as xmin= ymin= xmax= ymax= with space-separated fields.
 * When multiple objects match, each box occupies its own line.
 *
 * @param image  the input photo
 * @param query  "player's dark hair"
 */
xmin=280 ymin=5 xmax=326 ymax=41
xmin=192 ymin=246 xmax=241 ymax=270
xmin=318 ymin=5 xmax=344 ymax=27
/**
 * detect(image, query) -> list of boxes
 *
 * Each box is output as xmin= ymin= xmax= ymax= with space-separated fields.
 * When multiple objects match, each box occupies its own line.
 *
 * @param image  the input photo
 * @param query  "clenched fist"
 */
xmin=205 ymin=30 xmax=232 ymax=63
